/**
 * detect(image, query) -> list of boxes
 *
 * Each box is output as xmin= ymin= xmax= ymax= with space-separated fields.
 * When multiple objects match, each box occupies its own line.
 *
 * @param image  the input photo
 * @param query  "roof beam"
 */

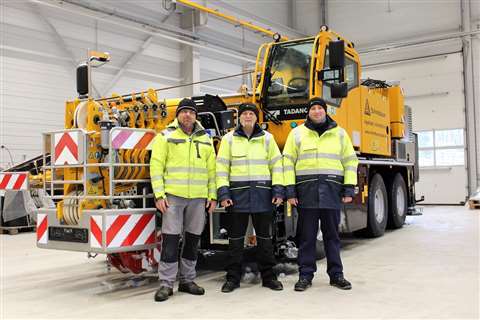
xmin=288 ymin=0 xmax=297 ymax=30
xmin=320 ymin=0 xmax=328 ymax=26
xmin=31 ymin=0 xmax=257 ymax=63
xmin=101 ymin=35 xmax=154 ymax=96
xmin=212 ymin=0 xmax=308 ymax=38
xmin=358 ymin=29 xmax=480 ymax=54
xmin=30 ymin=2 xmax=101 ymax=97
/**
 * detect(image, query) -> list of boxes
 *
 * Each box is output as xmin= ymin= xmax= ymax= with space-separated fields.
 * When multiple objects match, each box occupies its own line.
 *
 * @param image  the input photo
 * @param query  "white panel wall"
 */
xmin=199 ymin=49 xmax=244 ymax=95
xmin=364 ymin=53 xmax=467 ymax=204
xmin=225 ymin=0 xmax=290 ymax=27
xmin=0 ymin=1 xmax=182 ymax=169
xmin=329 ymin=1 xmax=461 ymax=47
xmin=293 ymin=0 xmax=323 ymax=35
xmin=1 ymin=55 xmax=71 ymax=167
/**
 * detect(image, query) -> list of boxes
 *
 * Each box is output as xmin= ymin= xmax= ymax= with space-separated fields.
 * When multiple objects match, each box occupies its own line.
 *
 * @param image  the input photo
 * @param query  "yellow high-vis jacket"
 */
xmin=283 ymin=116 xmax=358 ymax=209
xmin=150 ymin=119 xmax=216 ymax=201
xmin=216 ymin=124 xmax=284 ymax=213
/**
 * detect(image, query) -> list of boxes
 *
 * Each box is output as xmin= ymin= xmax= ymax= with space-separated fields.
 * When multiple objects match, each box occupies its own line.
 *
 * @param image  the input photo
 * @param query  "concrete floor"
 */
xmin=1 ymin=206 xmax=478 ymax=319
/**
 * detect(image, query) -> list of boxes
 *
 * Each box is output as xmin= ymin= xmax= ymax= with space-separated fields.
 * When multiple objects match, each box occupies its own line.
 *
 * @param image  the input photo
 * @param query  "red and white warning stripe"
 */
xmin=89 ymin=213 xmax=156 ymax=249
xmin=0 ymin=172 xmax=29 ymax=190
xmin=111 ymin=129 xmax=156 ymax=150
xmin=90 ymin=215 xmax=103 ymax=248
xmin=54 ymin=131 xmax=80 ymax=165
xmin=37 ymin=213 xmax=48 ymax=244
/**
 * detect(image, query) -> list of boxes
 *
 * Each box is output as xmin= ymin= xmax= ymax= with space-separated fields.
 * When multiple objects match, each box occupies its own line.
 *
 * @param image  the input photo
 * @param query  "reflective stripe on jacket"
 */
xmin=216 ymin=125 xmax=284 ymax=213
xmin=150 ymin=119 xmax=216 ymax=200
xmin=283 ymin=119 xmax=358 ymax=209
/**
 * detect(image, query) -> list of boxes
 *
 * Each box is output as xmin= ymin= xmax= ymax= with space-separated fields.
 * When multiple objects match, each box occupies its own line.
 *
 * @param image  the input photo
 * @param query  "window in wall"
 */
xmin=416 ymin=129 xmax=465 ymax=167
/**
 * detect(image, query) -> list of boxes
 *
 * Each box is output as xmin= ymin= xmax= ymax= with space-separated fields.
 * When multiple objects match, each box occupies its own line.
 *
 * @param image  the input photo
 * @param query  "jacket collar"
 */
xmin=233 ymin=123 xmax=264 ymax=140
xmin=305 ymin=114 xmax=337 ymax=134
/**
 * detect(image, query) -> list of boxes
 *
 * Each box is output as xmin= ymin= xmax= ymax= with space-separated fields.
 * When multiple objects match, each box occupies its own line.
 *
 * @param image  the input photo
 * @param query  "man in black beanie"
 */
xmin=151 ymin=96 xmax=217 ymax=302
xmin=237 ymin=103 xmax=259 ymax=120
xmin=283 ymin=96 xmax=359 ymax=292
xmin=176 ymin=98 xmax=198 ymax=117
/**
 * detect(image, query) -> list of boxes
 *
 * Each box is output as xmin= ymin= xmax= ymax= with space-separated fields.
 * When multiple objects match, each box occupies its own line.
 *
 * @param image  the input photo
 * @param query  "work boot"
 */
xmin=294 ymin=278 xmax=312 ymax=292
xmin=154 ymin=286 xmax=173 ymax=302
xmin=262 ymin=279 xmax=283 ymax=291
xmin=221 ymin=280 xmax=240 ymax=293
xmin=178 ymin=281 xmax=205 ymax=295
xmin=330 ymin=276 xmax=352 ymax=290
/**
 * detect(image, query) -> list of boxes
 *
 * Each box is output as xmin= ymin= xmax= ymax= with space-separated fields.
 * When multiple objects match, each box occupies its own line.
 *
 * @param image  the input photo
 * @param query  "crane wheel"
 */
xmin=387 ymin=173 xmax=407 ymax=229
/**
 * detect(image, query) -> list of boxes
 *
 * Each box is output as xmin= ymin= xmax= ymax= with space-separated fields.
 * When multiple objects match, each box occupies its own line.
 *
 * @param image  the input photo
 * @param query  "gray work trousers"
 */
xmin=158 ymin=194 xmax=206 ymax=288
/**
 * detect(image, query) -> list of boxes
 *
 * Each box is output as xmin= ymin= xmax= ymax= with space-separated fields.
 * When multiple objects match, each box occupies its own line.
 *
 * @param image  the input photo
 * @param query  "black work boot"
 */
xmin=330 ymin=276 xmax=352 ymax=290
xmin=178 ymin=281 xmax=205 ymax=295
xmin=294 ymin=278 xmax=312 ymax=292
xmin=154 ymin=286 xmax=173 ymax=302
xmin=221 ymin=280 xmax=240 ymax=293
xmin=262 ymin=279 xmax=283 ymax=291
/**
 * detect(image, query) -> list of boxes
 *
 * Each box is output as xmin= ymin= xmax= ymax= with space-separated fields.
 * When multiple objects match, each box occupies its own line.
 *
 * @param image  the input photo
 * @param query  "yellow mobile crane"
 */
xmin=34 ymin=8 xmax=420 ymax=273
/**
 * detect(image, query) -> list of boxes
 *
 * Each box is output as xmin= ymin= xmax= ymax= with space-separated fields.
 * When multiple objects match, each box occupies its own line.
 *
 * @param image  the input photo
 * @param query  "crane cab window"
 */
xmin=264 ymin=39 xmax=314 ymax=107
xmin=322 ymin=48 xmax=359 ymax=106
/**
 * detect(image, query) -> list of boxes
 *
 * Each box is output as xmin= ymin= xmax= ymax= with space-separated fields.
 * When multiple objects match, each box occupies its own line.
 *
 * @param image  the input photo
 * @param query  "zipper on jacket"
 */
xmin=188 ymin=136 xmax=192 ymax=197
xmin=195 ymin=142 xmax=201 ymax=159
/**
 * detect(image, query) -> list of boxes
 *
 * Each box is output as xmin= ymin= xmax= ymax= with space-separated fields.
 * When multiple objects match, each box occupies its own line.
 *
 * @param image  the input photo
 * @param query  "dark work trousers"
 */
xmin=297 ymin=208 xmax=343 ymax=281
xmin=225 ymin=212 xmax=277 ymax=285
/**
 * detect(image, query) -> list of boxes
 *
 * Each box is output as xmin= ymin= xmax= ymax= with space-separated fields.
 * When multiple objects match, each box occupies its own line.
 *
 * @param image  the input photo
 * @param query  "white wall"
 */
xmin=364 ymin=53 xmax=468 ymax=204
xmin=199 ymin=50 xmax=245 ymax=95
xmin=0 ymin=1 xmax=183 ymax=169
xmin=328 ymin=0 xmax=461 ymax=48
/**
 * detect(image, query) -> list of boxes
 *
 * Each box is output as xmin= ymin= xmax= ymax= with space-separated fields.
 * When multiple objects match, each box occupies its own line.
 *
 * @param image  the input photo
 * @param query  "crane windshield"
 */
xmin=264 ymin=39 xmax=314 ymax=107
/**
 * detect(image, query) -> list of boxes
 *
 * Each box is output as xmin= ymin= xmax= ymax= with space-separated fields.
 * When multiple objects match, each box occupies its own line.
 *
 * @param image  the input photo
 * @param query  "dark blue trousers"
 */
xmin=297 ymin=208 xmax=343 ymax=281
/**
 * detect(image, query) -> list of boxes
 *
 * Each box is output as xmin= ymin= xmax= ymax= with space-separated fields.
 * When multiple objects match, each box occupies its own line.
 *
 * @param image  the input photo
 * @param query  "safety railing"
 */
xmin=41 ymin=127 xmax=157 ymax=207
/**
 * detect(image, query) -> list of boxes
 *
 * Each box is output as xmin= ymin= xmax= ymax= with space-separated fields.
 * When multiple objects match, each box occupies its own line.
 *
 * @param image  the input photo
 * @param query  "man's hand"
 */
xmin=288 ymin=198 xmax=298 ymax=206
xmin=342 ymin=196 xmax=353 ymax=203
xmin=220 ymin=199 xmax=233 ymax=208
xmin=155 ymin=198 xmax=169 ymax=214
xmin=272 ymin=197 xmax=283 ymax=206
xmin=206 ymin=200 xmax=217 ymax=214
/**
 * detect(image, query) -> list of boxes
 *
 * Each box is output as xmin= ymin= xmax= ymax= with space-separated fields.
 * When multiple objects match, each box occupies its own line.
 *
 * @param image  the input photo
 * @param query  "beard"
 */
xmin=179 ymin=120 xmax=194 ymax=133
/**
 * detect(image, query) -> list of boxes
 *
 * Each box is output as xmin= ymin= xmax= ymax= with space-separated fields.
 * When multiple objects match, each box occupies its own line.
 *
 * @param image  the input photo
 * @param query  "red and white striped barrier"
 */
xmin=90 ymin=215 xmax=103 ymax=248
xmin=0 ymin=172 xmax=29 ymax=190
xmin=37 ymin=213 xmax=48 ymax=244
xmin=54 ymin=131 xmax=81 ymax=165
xmin=90 ymin=212 xmax=156 ymax=249
xmin=111 ymin=129 xmax=156 ymax=150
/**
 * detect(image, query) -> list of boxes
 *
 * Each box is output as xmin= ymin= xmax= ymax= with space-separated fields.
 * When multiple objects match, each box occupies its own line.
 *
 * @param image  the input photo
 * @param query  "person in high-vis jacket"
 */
xmin=283 ymin=97 xmax=358 ymax=291
xmin=150 ymin=98 xmax=217 ymax=302
xmin=216 ymin=103 xmax=284 ymax=293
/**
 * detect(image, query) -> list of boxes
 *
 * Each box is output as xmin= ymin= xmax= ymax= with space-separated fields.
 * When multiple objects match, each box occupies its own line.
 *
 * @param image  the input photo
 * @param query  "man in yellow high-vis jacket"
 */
xmin=150 ymin=98 xmax=217 ymax=302
xmin=216 ymin=103 xmax=284 ymax=293
xmin=283 ymin=97 xmax=358 ymax=292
